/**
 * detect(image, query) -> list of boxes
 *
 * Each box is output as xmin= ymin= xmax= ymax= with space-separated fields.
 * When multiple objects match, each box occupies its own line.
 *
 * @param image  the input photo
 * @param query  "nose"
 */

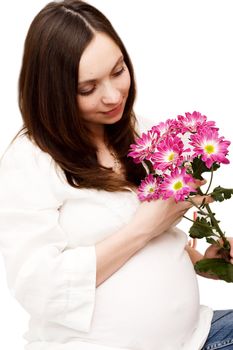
xmin=101 ymin=82 xmax=121 ymax=105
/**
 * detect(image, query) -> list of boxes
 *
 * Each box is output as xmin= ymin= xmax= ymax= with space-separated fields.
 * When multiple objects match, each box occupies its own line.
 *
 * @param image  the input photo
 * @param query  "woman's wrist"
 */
xmin=127 ymin=219 xmax=162 ymax=246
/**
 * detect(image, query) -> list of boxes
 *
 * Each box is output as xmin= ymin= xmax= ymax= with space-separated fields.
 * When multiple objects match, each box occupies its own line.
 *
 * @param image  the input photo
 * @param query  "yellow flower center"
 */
xmin=173 ymin=180 xmax=183 ymax=191
xmin=204 ymin=144 xmax=215 ymax=154
xmin=148 ymin=187 xmax=155 ymax=193
xmin=168 ymin=152 xmax=175 ymax=161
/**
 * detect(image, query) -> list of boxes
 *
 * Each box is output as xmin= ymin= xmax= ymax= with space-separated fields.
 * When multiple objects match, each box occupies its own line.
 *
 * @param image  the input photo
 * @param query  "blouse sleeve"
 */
xmin=0 ymin=135 xmax=96 ymax=332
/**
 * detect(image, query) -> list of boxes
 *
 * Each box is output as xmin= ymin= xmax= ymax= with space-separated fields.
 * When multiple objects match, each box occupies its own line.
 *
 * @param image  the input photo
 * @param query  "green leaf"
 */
xmin=206 ymin=237 xmax=219 ymax=245
xmin=194 ymin=258 xmax=233 ymax=283
xmin=211 ymin=186 xmax=233 ymax=202
xmin=192 ymin=157 xmax=220 ymax=180
xmin=189 ymin=217 xmax=214 ymax=239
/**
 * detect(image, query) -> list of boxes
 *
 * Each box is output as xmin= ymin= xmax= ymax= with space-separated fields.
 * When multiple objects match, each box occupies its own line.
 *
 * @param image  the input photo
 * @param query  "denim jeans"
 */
xmin=201 ymin=310 xmax=233 ymax=349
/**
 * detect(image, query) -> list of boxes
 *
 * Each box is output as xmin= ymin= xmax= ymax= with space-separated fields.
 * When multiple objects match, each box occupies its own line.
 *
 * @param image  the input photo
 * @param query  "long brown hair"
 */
xmin=18 ymin=0 xmax=147 ymax=191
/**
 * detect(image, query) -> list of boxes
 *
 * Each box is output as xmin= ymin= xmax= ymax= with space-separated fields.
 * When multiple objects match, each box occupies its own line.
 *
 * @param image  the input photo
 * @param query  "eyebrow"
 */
xmin=78 ymin=55 xmax=124 ymax=85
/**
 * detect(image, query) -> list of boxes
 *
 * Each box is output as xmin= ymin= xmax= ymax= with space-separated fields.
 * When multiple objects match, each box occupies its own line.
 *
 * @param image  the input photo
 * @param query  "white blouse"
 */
xmin=0 ymin=130 xmax=213 ymax=350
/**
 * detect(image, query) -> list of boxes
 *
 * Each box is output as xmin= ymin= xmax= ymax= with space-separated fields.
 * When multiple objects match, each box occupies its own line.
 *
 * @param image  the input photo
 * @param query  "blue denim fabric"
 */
xmin=201 ymin=310 xmax=233 ymax=349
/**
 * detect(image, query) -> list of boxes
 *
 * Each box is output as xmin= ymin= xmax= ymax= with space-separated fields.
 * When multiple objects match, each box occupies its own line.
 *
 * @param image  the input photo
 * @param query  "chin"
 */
xmin=105 ymin=112 xmax=124 ymax=125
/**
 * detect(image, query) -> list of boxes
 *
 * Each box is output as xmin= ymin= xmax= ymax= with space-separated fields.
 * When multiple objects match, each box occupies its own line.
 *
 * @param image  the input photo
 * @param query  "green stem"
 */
xmin=183 ymin=215 xmax=217 ymax=233
xmin=204 ymin=166 xmax=214 ymax=195
xmin=183 ymin=215 xmax=196 ymax=223
xmin=187 ymin=198 xmax=211 ymax=217
xmin=198 ymin=188 xmax=230 ymax=249
xmin=204 ymin=203 xmax=229 ymax=245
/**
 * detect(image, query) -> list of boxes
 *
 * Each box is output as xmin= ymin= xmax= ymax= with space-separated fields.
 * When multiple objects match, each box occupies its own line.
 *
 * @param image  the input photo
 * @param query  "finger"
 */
xmin=215 ymin=238 xmax=233 ymax=264
xmin=188 ymin=238 xmax=197 ymax=249
xmin=200 ymin=179 xmax=207 ymax=185
xmin=177 ymin=194 xmax=212 ymax=212
xmin=188 ymin=178 xmax=207 ymax=189
xmin=228 ymin=237 xmax=233 ymax=260
xmin=204 ymin=244 xmax=222 ymax=259
xmin=192 ymin=238 xmax=197 ymax=248
xmin=194 ymin=179 xmax=207 ymax=188
xmin=191 ymin=195 xmax=214 ymax=206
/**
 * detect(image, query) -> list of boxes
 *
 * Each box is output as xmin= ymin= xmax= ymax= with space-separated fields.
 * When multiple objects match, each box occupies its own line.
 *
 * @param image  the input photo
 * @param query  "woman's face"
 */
xmin=77 ymin=32 xmax=131 ymax=135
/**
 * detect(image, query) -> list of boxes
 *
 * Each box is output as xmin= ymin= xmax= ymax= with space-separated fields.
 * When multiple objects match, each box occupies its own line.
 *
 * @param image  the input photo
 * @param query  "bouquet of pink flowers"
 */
xmin=128 ymin=111 xmax=233 ymax=282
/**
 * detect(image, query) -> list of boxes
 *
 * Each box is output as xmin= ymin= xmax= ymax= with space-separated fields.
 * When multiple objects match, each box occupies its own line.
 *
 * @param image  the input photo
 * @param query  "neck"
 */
xmin=87 ymin=122 xmax=105 ymax=142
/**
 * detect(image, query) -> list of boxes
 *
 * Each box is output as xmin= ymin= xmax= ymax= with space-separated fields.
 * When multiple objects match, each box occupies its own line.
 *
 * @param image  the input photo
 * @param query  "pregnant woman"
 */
xmin=0 ymin=1 xmax=233 ymax=349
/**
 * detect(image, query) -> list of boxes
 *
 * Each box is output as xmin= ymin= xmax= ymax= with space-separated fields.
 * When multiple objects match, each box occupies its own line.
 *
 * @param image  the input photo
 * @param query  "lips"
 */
xmin=103 ymin=102 xmax=122 ymax=113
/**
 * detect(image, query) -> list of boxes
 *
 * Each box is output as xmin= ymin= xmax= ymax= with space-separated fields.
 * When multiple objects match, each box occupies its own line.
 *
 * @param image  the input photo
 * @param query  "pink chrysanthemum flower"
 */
xmin=138 ymin=174 xmax=161 ymax=201
xmin=128 ymin=130 xmax=159 ymax=163
xmin=190 ymin=128 xmax=230 ymax=168
xmin=151 ymin=119 xmax=179 ymax=137
xmin=177 ymin=111 xmax=217 ymax=134
xmin=160 ymin=168 xmax=196 ymax=202
xmin=151 ymin=135 xmax=185 ymax=170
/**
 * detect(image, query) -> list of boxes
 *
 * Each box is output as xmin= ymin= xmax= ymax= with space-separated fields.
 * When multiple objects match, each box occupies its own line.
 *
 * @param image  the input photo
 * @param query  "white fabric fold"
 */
xmin=0 ymin=136 xmax=96 ymax=332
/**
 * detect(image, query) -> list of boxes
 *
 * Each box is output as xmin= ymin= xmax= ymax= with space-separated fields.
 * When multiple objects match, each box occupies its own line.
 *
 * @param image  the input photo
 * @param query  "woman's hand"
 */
xmin=187 ymin=238 xmax=233 ymax=280
xmin=131 ymin=179 xmax=213 ymax=242
xmin=204 ymin=237 xmax=233 ymax=264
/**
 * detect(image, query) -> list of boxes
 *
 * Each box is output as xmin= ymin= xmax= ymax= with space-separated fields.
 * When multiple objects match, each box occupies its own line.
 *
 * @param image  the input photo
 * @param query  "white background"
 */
xmin=0 ymin=0 xmax=233 ymax=348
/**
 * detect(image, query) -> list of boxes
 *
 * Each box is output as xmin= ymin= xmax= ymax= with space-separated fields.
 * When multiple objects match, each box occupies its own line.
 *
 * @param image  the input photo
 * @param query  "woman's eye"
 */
xmin=78 ymin=66 xmax=126 ymax=96
xmin=113 ymin=66 xmax=126 ymax=77
xmin=78 ymin=87 xmax=96 ymax=96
